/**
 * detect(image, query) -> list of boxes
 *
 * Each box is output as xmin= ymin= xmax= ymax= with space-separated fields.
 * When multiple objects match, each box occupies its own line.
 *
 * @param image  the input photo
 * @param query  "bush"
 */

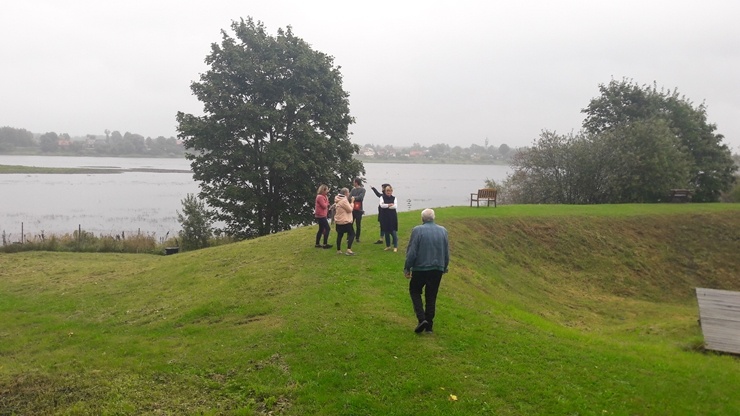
xmin=177 ymin=194 xmax=213 ymax=251
xmin=720 ymin=175 xmax=740 ymax=202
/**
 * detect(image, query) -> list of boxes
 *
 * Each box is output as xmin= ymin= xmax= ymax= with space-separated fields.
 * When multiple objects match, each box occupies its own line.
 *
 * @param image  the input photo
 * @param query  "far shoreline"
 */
xmin=0 ymin=164 xmax=192 ymax=174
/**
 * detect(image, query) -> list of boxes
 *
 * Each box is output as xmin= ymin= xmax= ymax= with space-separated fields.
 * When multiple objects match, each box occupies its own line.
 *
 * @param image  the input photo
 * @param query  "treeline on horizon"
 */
xmin=357 ymin=141 xmax=515 ymax=164
xmin=0 ymin=126 xmax=186 ymax=157
xmin=1 ymin=124 xmax=736 ymax=166
xmin=0 ymin=125 xmax=517 ymax=163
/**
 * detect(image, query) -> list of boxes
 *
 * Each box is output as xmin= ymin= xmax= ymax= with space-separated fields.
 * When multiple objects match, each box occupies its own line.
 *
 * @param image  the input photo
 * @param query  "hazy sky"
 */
xmin=3 ymin=0 xmax=739 ymax=151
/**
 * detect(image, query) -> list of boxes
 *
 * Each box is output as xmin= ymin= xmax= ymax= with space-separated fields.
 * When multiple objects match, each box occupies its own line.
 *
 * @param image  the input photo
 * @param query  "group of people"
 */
xmin=314 ymin=179 xmax=450 ymax=334
xmin=314 ymin=179 xmax=399 ymax=255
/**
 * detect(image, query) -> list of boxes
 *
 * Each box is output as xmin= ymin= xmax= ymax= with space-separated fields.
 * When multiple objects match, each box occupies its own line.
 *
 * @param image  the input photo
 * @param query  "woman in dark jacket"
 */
xmin=370 ymin=183 xmax=390 ymax=244
xmin=378 ymin=185 xmax=399 ymax=252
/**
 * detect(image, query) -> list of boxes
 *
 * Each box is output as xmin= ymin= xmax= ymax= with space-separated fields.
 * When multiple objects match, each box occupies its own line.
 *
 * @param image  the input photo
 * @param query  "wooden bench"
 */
xmin=470 ymin=188 xmax=497 ymax=207
xmin=696 ymin=288 xmax=740 ymax=355
xmin=670 ymin=189 xmax=691 ymax=202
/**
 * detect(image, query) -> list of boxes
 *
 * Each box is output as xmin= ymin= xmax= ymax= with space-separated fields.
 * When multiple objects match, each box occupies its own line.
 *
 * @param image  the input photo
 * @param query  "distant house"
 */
xmin=361 ymin=147 xmax=376 ymax=157
xmin=86 ymin=138 xmax=107 ymax=149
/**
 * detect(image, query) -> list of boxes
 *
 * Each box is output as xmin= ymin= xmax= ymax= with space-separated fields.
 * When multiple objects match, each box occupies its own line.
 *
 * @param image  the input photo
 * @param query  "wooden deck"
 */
xmin=696 ymin=288 xmax=740 ymax=355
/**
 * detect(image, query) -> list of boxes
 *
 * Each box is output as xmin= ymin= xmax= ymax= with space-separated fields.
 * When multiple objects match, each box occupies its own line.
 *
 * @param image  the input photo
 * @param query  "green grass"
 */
xmin=1 ymin=203 xmax=739 ymax=415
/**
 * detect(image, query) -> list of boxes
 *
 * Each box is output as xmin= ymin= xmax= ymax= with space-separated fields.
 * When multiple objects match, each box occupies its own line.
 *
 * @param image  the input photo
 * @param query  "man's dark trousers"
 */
xmin=409 ymin=270 xmax=443 ymax=328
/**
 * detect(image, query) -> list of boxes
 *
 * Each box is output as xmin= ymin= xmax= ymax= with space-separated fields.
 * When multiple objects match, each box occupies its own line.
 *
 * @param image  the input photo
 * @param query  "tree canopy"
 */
xmin=582 ymin=79 xmax=736 ymax=202
xmin=0 ymin=127 xmax=34 ymax=151
xmin=505 ymin=79 xmax=736 ymax=204
xmin=176 ymin=18 xmax=363 ymax=238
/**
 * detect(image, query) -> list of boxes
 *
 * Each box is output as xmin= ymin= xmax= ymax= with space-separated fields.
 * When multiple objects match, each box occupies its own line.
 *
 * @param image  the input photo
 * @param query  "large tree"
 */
xmin=593 ymin=118 xmax=692 ymax=203
xmin=582 ymin=79 xmax=736 ymax=202
xmin=507 ymin=122 xmax=692 ymax=204
xmin=39 ymin=132 xmax=59 ymax=153
xmin=176 ymin=18 xmax=362 ymax=238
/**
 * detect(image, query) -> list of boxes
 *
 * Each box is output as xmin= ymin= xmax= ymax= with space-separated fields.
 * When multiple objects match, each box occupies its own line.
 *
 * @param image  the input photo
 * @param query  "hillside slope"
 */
xmin=1 ymin=204 xmax=739 ymax=415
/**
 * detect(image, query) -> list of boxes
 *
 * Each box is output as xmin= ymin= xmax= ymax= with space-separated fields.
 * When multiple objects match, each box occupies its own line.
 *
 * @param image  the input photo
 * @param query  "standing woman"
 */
xmin=314 ymin=184 xmax=333 ymax=249
xmin=349 ymin=177 xmax=366 ymax=243
xmin=370 ymin=183 xmax=390 ymax=244
xmin=333 ymin=187 xmax=356 ymax=255
xmin=379 ymin=185 xmax=399 ymax=252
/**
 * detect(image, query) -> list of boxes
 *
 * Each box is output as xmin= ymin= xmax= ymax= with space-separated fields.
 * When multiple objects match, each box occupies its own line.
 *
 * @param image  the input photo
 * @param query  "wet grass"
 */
xmin=1 ymin=203 xmax=739 ymax=415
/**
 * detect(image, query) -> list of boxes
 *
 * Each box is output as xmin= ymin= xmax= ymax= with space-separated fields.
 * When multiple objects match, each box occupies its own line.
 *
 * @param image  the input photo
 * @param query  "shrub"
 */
xmin=720 ymin=175 xmax=740 ymax=202
xmin=177 ymin=194 xmax=213 ymax=251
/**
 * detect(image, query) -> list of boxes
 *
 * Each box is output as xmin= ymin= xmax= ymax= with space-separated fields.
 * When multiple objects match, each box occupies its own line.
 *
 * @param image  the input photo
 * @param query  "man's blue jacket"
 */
xmin=404 ymin=221 xmax=449 ymax=273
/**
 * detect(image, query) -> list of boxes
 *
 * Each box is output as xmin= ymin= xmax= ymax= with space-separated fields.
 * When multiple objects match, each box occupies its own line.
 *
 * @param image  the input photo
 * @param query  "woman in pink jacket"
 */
xmin=333 ymin=187 xmax=355 ymax=256
xmin=314 ymin=184 xmax=332 ymax=249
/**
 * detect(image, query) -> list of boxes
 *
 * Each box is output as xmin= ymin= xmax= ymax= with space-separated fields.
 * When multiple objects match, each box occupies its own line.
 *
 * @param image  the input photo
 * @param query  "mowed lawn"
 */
xmin=1 ymin=203 xmax=739 ymax=415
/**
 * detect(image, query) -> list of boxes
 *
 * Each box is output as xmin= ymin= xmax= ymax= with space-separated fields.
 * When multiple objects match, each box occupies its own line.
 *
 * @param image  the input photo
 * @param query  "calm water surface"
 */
xmin=0 ymin=155 xmax=510 ymax=239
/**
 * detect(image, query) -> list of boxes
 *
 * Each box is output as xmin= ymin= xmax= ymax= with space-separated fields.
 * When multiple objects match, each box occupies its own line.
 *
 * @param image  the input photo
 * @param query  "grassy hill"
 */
xmin=1 ymin=204 xmax=739 ymax=415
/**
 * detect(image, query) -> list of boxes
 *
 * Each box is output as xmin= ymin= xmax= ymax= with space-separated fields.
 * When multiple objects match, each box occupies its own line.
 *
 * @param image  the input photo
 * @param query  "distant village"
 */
xmin=355 ymin=142 xmax=515 ymax=164
xmin=1 ymin=126 xmax=516 ymax=163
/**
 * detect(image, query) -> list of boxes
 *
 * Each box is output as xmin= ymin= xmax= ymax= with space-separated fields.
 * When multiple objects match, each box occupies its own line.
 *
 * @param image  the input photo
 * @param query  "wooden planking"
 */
xmin=696 ymin=288 xmax=740 ymax=355
xmin=470 ymin=188 xmax=497 ymax=207
xmin=670 ymin=189 xmax=692 ymax=202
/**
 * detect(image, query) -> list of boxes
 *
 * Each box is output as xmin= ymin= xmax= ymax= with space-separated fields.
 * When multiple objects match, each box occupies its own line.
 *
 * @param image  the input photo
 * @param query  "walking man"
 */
xmin=403 ymin=208 xmax=449 ymax=334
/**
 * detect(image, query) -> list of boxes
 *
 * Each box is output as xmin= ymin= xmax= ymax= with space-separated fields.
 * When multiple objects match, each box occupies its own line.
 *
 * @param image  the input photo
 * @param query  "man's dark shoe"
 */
xmin=315 ymin=244 xmax=322 ymax=248
xmin=414 ymin=320 xmax=428 ymax=333
xmin=374 ymin=240 xmax=383 ymax=244
xmin=355 ymin=239 xmax=360 ymax=243
xmin=322 ymin=244 xmax=333 ymax=249
xmin=425 ymin=322 xmax=433 ymax=333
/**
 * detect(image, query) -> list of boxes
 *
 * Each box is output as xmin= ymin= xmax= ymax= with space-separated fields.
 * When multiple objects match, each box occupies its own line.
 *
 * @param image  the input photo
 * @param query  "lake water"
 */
xmin=0 ymin=155 xmax=510 ymax=240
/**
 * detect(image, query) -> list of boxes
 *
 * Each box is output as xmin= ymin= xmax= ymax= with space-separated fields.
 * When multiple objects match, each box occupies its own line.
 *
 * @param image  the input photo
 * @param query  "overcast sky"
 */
xmin=3 ymin=0 xmax=739 ymax=151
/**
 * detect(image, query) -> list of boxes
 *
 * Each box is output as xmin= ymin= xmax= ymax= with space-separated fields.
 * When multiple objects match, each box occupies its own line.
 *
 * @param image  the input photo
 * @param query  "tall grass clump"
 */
xmin=2 ymin=230 xmax=159 ymax=254
xmin=1 ymin=228 xmax=237 ymax=254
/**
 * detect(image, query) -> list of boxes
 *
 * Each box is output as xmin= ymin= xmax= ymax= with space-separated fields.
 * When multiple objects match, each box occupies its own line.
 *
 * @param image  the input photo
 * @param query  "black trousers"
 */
xmin=315 ymin=217 xmax=330 ymax=245
xmin=335 ymin=222 xmax=355 ymax=251
xmin=409 ymin=270 xmax=443 ymax=327
xmin=352 ymin=210 xmax=363 ymax=240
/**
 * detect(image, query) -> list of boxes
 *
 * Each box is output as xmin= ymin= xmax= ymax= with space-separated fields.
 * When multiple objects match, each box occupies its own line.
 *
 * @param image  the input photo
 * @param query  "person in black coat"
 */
xmin=370 ymin=183 xmax=390 ymax=244
xmin=378 ymin=185 xmax=399 ymax=252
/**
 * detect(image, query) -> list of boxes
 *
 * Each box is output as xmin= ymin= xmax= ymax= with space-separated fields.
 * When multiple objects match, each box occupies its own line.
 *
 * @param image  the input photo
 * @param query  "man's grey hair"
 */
xmin=340 ymin=187 xmax=349 ymax=195
xmin=421 ymin=208 xmax=435 ymax=223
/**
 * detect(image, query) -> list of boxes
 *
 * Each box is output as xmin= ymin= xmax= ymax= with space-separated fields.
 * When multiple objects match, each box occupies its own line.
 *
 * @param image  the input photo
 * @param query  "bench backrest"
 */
xmin=478 ymin=188 xmax=497 ymax=198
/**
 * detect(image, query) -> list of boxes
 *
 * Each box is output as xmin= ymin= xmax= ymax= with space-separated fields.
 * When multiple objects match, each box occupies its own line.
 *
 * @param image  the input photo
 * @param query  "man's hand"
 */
xmin=404 ymin=270 xmax=412 ymax=279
